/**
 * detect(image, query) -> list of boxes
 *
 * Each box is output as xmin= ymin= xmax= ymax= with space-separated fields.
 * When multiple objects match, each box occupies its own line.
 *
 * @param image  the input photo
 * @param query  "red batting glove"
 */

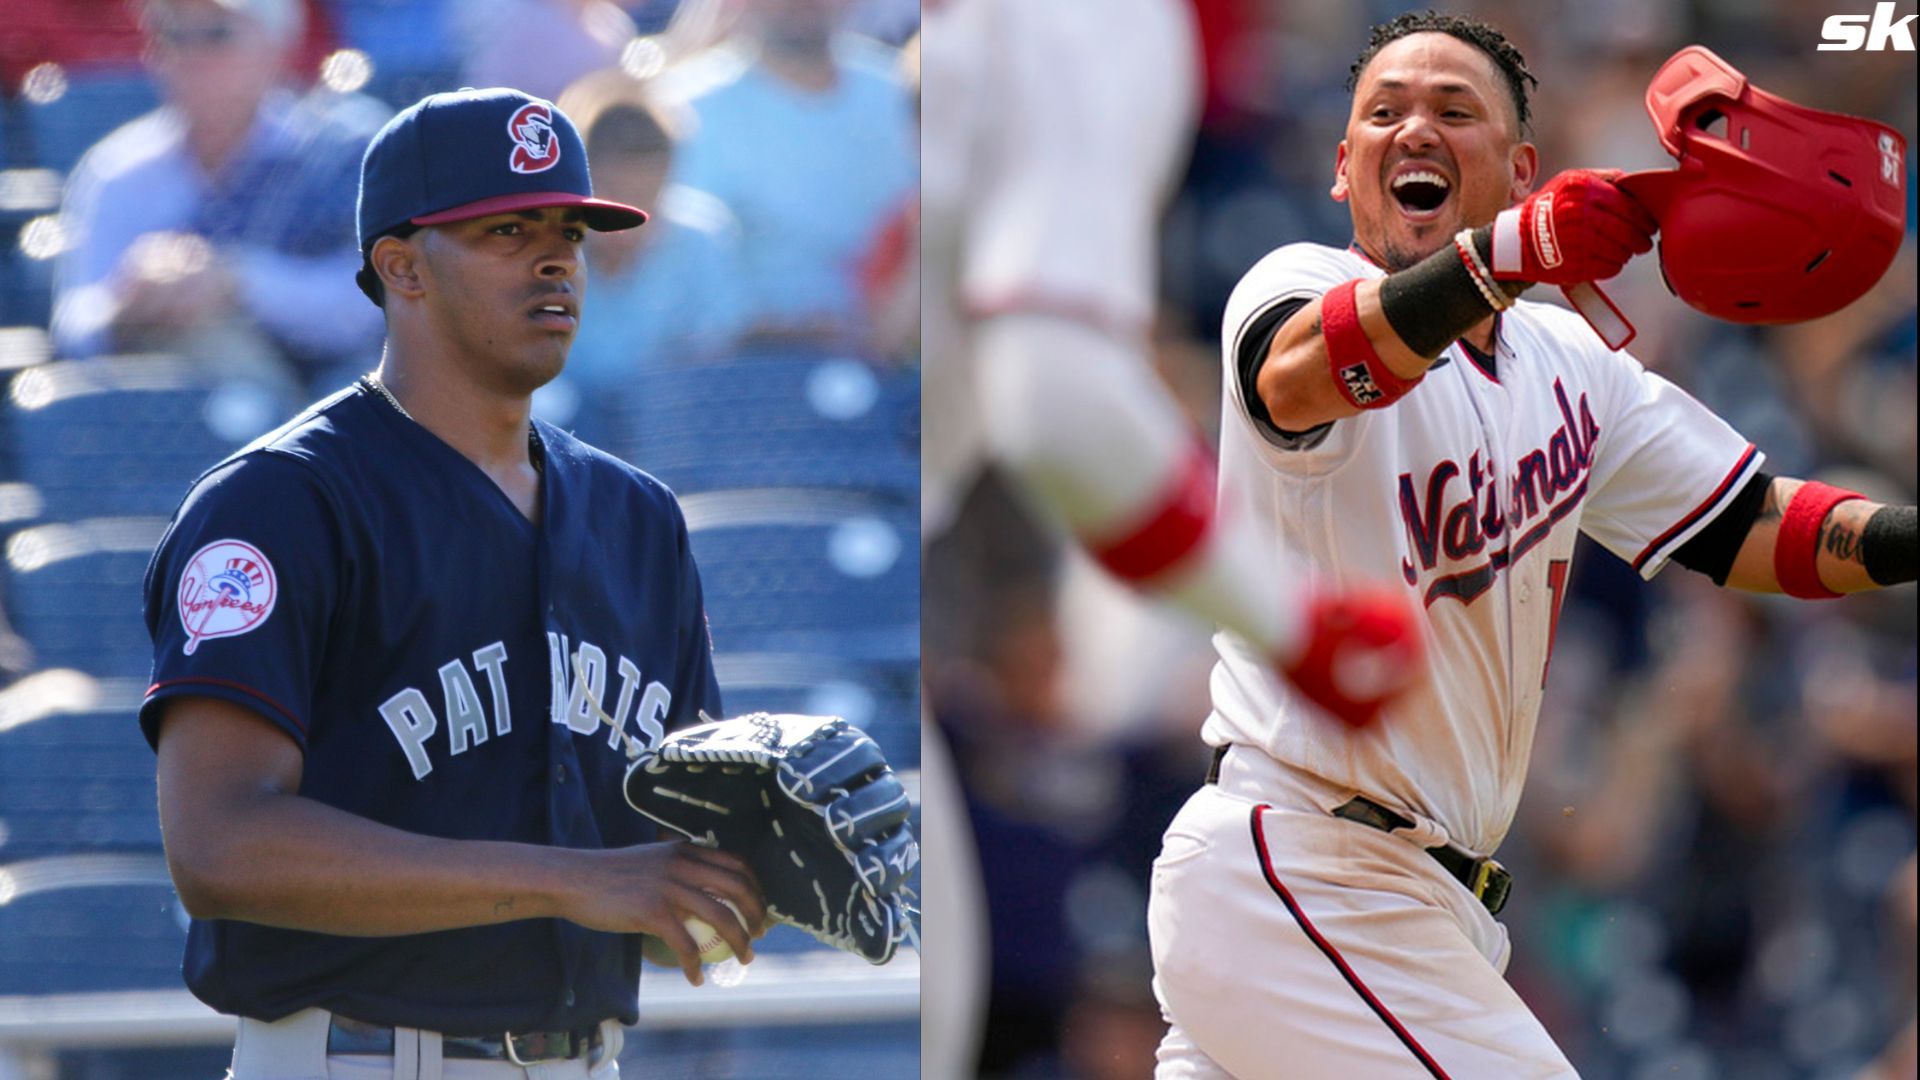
xmin=1489 ymin=168 xmax=1657 ymax=287
xmin=1279 ymin=587 xmax=1425 ymax=729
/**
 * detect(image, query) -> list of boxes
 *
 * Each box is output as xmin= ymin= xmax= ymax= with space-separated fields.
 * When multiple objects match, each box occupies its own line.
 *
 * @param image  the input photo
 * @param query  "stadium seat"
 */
xmin=602 ymin=356 xmax=918 ymax=498
xmin=327 ymin=0 xmax=462 ymax=108
xmin=627 ymin=1022 xmax=920 ymax=1079
xmin=362 ymin=64 xmax=463 ymax=113
xmin=0 ymin=856 xmax=186 ymax=993
xmin=0 ymin=246 xmax=31 ymax=329
xmin=22 ymin=70 xmax=159 ymax=174
xmin=6 ymin=360 xmax=293 ymax=521
xmin=685 ymin=489 xmax=918 ymax=664
xmin=0 ymin=236 xmax=54 ymax=330
xmin=713 ymin=653 xmax=920 ymax=770
xmin=5 ymin=534 xmax=161 ymax=679
xmin=49 ymin=1047 xmax=233 ymax=1079
xmin=0 ymin=710 xmax=158 ymax=861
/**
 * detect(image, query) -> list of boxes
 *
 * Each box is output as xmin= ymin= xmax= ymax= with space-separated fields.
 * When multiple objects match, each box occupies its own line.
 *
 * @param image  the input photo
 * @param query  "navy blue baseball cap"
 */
xmin=356 ymin=87 xmax=646 ymax=255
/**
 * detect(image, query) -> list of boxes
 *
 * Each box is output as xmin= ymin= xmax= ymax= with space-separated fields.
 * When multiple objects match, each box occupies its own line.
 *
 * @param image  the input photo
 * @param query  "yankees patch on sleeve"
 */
xmin=143 ymin=453 xmax=343 ymax=749
xmin=176 ymin=539 xmax=279 ymax=655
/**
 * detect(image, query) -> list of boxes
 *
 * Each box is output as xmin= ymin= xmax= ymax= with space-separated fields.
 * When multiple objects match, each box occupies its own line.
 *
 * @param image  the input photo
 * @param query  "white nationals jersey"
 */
xmin=1206 ymin=243 xmax=1763 ymax=855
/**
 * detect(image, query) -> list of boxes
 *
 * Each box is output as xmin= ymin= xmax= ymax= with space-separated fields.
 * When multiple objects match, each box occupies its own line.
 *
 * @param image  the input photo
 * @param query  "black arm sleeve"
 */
xmin=1670 ymin=471 xmax=1774 ymax=585
xmin=1235 ymin=297 xmax=1332 ymax=447
xmin=1376 ymin=227 xmax=1505 ymax=358
xmin=1862 ymin=504 xmax=1916 ymax=586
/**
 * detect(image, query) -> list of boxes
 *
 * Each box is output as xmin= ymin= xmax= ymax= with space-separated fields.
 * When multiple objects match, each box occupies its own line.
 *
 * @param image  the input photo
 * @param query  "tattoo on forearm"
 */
xmin=1310 ymin=315 xmax=1323 ymax=339
xmin=1822 ymin=520 xmax=1864 ymax=565
xmin=1758 ymin=484 xmax=1785 ymax=526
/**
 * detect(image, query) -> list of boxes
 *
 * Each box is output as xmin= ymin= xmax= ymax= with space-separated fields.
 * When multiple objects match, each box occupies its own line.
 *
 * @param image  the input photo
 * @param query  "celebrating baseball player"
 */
xmin=1146 ymin=12 xmax=1916 ymax=1079
xmin=138 ymin=87 xmax=909 ymax=1078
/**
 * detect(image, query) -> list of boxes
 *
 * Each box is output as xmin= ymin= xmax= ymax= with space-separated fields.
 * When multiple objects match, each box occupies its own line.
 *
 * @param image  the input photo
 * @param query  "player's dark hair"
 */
xmin=357 ymin=223 xmax=422 ymax=309
xmin=1347 ymin=11 xmax=1538 ymax=134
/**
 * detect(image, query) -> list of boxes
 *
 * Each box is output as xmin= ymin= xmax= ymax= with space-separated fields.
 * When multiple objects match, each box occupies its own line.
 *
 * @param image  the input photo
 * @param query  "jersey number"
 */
xmin=1541 ymin=559 xmax=1571 ymax=689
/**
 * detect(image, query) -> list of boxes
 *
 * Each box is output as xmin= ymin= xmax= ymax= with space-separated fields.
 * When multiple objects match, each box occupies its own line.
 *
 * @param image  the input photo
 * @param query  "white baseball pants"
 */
xmin=1147 ymin=749 xmax=1580 ymax=1079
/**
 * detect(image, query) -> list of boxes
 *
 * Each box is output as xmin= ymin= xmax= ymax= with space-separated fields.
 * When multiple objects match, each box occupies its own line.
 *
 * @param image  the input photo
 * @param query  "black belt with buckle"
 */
xmin=1206 ymin=745 xmax=1513 ymax=915
xmin=327 ymin=1015 xmax=598 ymax=1065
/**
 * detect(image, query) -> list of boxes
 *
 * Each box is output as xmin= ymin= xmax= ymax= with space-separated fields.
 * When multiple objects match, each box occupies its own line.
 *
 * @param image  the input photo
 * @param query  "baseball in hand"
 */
xmin=683 ymin=917 xmax=732 ymax=964
xmin=683 ymin=898 xmax=746 ymax=965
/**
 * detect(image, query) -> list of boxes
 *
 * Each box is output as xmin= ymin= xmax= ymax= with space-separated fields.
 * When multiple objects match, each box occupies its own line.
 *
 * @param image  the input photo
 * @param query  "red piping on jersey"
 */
xmin=1632 ymin=444 xmax=1759 ymax=573
xmin=1456 ymin=331 xmax=1502 ymax=384
xmin=1085 ymin=444 xmax=1217 ymax=583
xmin=147 ymin=676 xmax=308 ymax=735
xmin=1248 ymin=804 xmax=1455 ymax=1079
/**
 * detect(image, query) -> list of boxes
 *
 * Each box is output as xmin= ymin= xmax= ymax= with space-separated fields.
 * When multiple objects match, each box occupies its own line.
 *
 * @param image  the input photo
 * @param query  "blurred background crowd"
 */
xmin=0 ymin=1 xmax=919 ymax=1076
xmin=923 ymin=1 xmax=1916 ymax=1079
xmin=2 ymin=0 xmax=921 ymax=396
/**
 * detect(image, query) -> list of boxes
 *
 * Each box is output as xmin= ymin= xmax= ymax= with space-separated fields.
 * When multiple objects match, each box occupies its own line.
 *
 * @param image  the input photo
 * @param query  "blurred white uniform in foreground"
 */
xmin=921 ymin=0 xmax=1320 ymax=690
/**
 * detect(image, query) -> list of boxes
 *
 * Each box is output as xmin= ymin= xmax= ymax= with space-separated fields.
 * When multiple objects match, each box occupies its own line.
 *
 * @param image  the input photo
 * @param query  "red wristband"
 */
xmin=1087 ymin=443 xmax=1216 ymax=582
xmin=1321 ymin=280 xmax=1422 ymax=410
xmin=1774 ymin=481 xmax=1863 ymax=599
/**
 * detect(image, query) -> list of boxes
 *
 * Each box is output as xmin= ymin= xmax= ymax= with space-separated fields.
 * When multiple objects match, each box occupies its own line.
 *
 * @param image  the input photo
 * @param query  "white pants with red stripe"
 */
xmin=1146 ymin=751 xmax=1579 ymax=1079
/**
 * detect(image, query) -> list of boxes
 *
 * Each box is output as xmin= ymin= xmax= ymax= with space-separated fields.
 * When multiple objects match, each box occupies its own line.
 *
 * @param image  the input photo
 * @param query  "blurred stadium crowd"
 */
xmin=0 ymin=1 xmax=918 ymax=1076
xmin=924 ymin=1 xmax=1916 ymax=1079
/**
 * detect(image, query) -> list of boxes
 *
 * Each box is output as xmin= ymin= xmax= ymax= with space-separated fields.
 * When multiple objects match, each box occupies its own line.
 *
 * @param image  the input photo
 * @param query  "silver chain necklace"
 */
xmin=367 ymin=371 xmax=545 ymax=474
xmin=365 ymin=373 xmax=414 ymax=421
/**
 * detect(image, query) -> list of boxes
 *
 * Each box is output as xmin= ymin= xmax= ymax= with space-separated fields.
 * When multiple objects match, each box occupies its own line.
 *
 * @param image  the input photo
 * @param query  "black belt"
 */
xmin=326 ymin=1015 xmax=600 ymax=1065
xmin=1206 ymin=745 xmax=1513 ymax=915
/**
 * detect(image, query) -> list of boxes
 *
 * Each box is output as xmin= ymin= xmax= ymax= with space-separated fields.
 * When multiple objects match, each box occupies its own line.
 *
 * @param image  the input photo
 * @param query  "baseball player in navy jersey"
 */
xmin=1145 ymin=13 xmax=1918 ymax=1079
xmin=142 ymin=87 xmax=768 ymax=1078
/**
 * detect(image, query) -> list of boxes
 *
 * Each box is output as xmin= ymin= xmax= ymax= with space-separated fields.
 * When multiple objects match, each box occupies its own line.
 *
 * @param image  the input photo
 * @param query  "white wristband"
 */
xmin=1454 ymin=230 xmax=1510 ymax=312
xmin=1491 ymin=207 xmax=1524 ymax=276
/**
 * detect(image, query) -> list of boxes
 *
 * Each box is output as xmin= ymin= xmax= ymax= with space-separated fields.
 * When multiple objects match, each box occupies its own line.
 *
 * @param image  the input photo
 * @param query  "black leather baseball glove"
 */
xmin=624 ymin=712 xmax=918 ymax=964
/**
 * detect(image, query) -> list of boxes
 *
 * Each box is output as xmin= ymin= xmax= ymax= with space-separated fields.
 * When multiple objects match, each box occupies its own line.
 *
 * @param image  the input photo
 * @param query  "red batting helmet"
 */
xmin=1618 ymin=46 xmax=1907 ymax=325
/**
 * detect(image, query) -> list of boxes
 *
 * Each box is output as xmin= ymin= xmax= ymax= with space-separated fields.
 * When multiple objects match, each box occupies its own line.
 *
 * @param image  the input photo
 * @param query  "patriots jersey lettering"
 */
xmin=377 ymin=638 xmax=670 ymax=780
xmin=547 ymin=634 xmax=671 ymax=751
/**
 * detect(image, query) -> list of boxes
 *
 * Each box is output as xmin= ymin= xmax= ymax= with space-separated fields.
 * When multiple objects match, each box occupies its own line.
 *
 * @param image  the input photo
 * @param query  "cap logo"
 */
xmin=177 ymin=539 xmax=278 ymax=655
xmin=507 ymin=102 xmax=561 ymax=175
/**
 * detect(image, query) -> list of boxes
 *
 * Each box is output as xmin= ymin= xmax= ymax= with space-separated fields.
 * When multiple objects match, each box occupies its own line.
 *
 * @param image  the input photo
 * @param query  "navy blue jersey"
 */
xmin=140 ymin=380 xmax=721 ymax=1035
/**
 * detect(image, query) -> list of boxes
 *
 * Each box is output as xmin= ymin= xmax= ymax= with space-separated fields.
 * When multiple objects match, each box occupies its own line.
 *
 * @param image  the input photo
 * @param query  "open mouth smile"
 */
xmin=1389 ymin=165 xmax=1453 ymax=222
